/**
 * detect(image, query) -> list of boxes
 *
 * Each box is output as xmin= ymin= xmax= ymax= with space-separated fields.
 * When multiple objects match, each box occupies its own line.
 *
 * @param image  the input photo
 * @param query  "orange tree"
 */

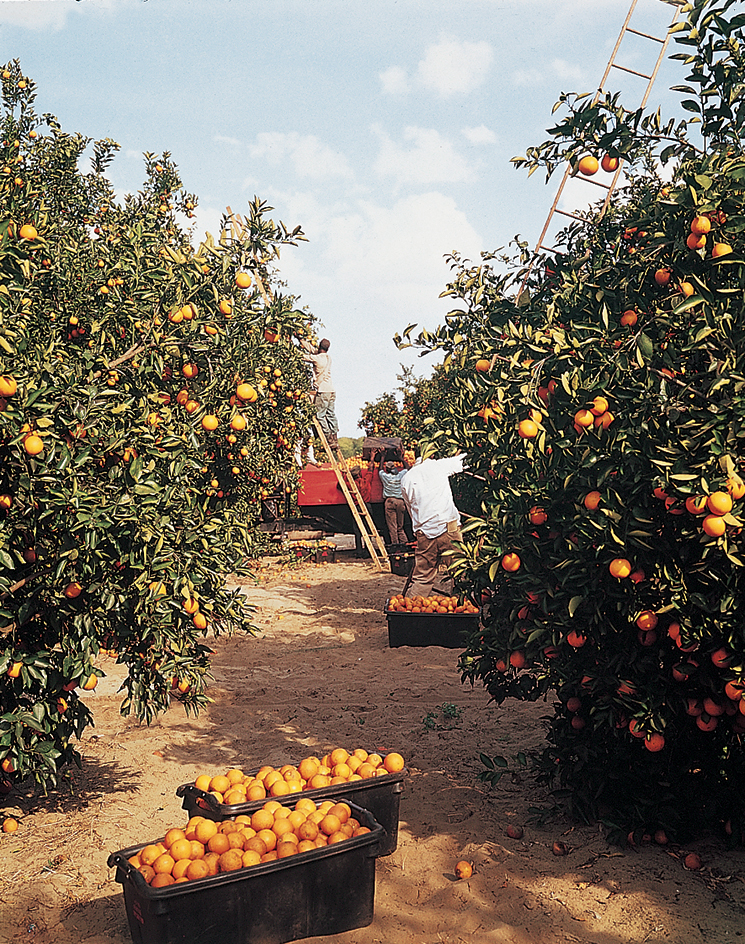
xmin=359 ymin=365 xmax=450 ymax=448
xmin=0 ymin=62 xmax=315 ymax=787
xmin=397 ymin=0 xmax=745 ymax=842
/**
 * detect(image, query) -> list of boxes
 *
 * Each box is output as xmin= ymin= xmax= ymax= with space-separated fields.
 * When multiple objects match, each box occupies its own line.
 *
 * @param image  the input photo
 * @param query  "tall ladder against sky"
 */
xmin=226 ymin=209 xmax=389 ymax=571
xmin=522 ymin=0 xmax=683 ymax=288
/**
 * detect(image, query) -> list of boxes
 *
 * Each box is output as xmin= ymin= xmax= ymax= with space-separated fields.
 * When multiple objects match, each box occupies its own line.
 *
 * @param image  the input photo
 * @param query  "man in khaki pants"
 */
xmin=400 ymin=444 xmax=466 ymax=598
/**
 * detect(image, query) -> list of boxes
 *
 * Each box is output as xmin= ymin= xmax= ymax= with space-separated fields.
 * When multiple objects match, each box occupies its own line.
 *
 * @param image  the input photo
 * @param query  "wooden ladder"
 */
xmin=312 ymin=421 xmax=389 ymax=571
xmin=225 ymin=207 xmax=389 ymax=571
xmin=520 ymin=0 xmax=682 ymax=292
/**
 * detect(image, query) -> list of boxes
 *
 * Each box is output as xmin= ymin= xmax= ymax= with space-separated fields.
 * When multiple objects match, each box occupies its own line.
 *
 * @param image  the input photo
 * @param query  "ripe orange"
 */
xmin=501 ymin=552 xmax=521 ymax=573
xmin=583 ymin=491 xmax=601 ymax=510
xmin=712 ymin=242 xmax=732 ymax=258
xmin=690 ymin=215 xmax=711 ymax=235
xmin=7 ymin=661 xmax=22 ymax=678
xmin=707 ymin=491 xmax=733 ymax=516
xmin=152 ymin=852 xmax=176 ymax=875
xmin=235 ymin=272 xmax=252 ymax=289
xmin=2 ymin=817 xmax=18 ymax=833
xmin=702 ymin=515 xmax=726 ymax=537
xmin=636 ymin=611 xmax=658 ymax=631
xmin=454 ymin=860 xmax=473 ymax=879
xmin=654 ymin=268 xmax=672 ymax=286
xmin=230 ymin=414 xmax=247 ymax=431
xmin=590 ymin=396 xmax=608 ymax=416
xmin=566 ymin=630 xmax=586 ymax=648
xmin=0 ymin=376 xmax=17 ymax=397
xmin=685 ymin=495 xmax=707 ymax=515
xmin=383 ymin=752 xmax=405 ymax=773
xmin=529 ymin=506 xmax=547 ymax=525
xmin=475 ymin=359 xmax=491 ymax=372
xmin=726 ymin=477 xmax=745 ymax=500
xmin=686 ymin=232 xmax=706 ymax=250
xmin=64 ymin=581 xmax=83 ymax=599
xmin=219 ymin=299 xmax=233 ymax=315
xmin=23 ymin=434 xmax=44 ymax=456
xmin=620 ymin=309 xmax=638 ymax=326
xmin=601 ymin=153 xmax=619 ymax=173
xmin=236 ymin=383 xmax=258 ymax=402
xmin=679 ymin=281 xmax=695 ymax=297
xmin=609 ymin=558 xmax=631 ymax=579
xmin=578 ymin=155 xmax=599 ymax=176
xmin=19 ymin=224 xmax=37 ymax=240
xmin=201 ymin=414 xmax=219 ymax=431
xmin=182 ymin=362 xmax=198 ymax=379
xmin=573 ymin=409 xmax=594 ymax=428
xmin=517 ymin=419 xmax=538 ymax=439
xmin=645 ymin=733 xmax=665 ymax=752
xmin=186 ymin=859 xmax=210 ymax=881
xmin=218 ymin=849 xmax=243 ymax=872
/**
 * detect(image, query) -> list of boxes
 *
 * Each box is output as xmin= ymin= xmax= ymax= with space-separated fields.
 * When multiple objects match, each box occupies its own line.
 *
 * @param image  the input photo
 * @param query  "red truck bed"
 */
xmin=298 ymin=465 xmax=383 ymax=506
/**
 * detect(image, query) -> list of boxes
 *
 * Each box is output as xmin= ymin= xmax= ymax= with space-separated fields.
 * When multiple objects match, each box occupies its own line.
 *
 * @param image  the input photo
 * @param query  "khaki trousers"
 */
xmin=405 ymin=521 xmax=463 ymax=598
xmin=384 ymin=497 xmax=407 ymax=545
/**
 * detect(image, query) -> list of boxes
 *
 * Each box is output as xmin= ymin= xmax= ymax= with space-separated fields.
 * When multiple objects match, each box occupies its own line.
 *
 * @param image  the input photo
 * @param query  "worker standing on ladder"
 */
xmin=301 ymin=337 xmax=339 ymax=451
xmin=400 ymin=443 xmax=467 ymax=598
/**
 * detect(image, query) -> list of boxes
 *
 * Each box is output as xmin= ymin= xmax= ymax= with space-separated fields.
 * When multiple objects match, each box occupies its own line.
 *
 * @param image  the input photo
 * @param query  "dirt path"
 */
xmin=1 ymin=549 xmax=743 ymax=944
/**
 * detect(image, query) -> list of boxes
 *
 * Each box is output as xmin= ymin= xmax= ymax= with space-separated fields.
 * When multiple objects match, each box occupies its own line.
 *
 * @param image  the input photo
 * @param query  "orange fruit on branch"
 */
xmin=578 ymin=155 xmax=599 ymax=176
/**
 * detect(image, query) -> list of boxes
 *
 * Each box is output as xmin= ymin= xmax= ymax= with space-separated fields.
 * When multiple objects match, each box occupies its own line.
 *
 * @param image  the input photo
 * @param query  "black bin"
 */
xmin=385 ymin=600 xmax=479 ymax=648
xmin=108 ymin=803 xmax=383 ymax=944
xmin=177 ymin=768 xmax=404 ymax=857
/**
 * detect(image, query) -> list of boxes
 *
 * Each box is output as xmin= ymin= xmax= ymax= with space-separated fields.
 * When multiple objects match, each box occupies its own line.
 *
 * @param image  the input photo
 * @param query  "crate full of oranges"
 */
xmin=108 ymin=797 xmax=383 ymax=944
xmin=176 ymin=747 xmax=405 ymax=857
xmin=384 ymin=596 xmax=480 ymax=649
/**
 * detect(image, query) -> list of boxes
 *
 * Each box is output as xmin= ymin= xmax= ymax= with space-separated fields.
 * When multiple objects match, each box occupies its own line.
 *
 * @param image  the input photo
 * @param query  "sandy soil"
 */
xmin=1 ymin=546 xmax=744 ymax=944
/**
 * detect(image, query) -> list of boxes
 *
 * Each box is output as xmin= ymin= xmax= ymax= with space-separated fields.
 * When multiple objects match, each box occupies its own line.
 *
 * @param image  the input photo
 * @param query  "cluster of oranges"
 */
xmin=193 ymin=748 xmax=405 ymax=806
xmin=652 ymin=480 xmax=743 ymax=537
xmin=573 ymin=395 xmax=614 ymax=433
xmin=128 ymin=798 xmax=371 ymax=887
xmin=386 ymin=595 xmax=478 ymax=615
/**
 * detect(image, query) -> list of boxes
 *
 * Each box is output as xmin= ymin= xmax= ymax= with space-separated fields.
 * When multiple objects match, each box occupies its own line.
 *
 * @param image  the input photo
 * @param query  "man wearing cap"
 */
xmin=377 ymin=452 xmax=410 ymax=545
xmin=400 ymin=444 xmax=467 ymax=598
xmin=301 ymin=338 xmax=338 ymax=450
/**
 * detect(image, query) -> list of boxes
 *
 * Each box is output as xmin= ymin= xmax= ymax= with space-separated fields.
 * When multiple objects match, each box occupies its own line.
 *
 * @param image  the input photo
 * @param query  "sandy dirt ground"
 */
xmin=1 ymin=546 xmax=744 ymax=944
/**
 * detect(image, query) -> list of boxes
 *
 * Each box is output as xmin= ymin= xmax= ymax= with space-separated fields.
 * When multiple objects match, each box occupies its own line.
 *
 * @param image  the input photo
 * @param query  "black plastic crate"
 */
xmin=177 ymin=768 xmax=404 ymax=857
xmin=387 ymin=542 xmax=415 ymax=577
xmin=108 ymin=803 xmax=383 ymax=944
xmin=384 ymin=600 xmax=479 ymax=648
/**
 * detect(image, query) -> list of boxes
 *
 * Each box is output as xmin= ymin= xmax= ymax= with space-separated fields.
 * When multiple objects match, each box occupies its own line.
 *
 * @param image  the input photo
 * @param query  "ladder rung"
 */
xmin=611 ymin=62 xmax=652 ymax=80
xmin=626 ymin=26 xmax=666 ymax=44
xmin=576 ymin=177 xmax=612 ymax=190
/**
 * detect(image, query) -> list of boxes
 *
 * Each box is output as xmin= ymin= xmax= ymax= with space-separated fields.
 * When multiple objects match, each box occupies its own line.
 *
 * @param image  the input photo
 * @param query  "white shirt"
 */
xmin=301 ymin=341 xmax=334 ymax=393
xmin=400 ymin=455 xmax=465 ymax=538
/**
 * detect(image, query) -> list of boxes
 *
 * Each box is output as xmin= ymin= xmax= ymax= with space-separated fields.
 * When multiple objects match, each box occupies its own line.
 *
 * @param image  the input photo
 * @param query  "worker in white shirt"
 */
xmin=301 ymin=338 xmax=338 ymax=450
xmin=400 ymin=444 xmax=467 ymax=598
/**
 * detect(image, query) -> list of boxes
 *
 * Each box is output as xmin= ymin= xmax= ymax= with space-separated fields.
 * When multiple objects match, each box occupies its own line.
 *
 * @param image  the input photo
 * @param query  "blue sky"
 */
xmin=1 ymin=0 xmax=685 ymax=435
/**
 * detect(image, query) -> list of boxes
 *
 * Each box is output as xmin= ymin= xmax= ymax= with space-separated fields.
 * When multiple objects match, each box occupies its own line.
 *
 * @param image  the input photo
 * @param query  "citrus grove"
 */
xmin=396 ymin=0 xmax=745 ymax=841
xmin=0 ymin=60 xmax=317 ymax=787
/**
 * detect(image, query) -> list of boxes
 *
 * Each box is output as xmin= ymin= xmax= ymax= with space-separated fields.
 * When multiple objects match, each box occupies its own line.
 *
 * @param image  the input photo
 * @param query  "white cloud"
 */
xmin=214 ymin=134 xmax=242 ymax=148
xmin=0 ymin=0 xmax=122 ymax=30
xmin=551 ymin=58 xmax=587 ymax=85
xmin=373 ymin=125 xmax=475 ymax=187
xmin=379 ymin=65 xmax=409 ymax=95
xmin=248 ymin=132 xmax=353 ymax=180
xmin=462 ymin=125 xmax=497 ymax=146
xmin=416 ymin=38 xmax=493 ymax=97
xmin=273 ymin=189 xmax=484 ymax=433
